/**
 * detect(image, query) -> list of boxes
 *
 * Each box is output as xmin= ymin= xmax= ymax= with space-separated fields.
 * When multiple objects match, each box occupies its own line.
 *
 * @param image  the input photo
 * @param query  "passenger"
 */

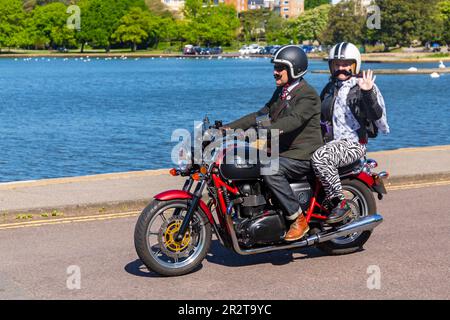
xmin=311 ymin=42 xmax=389 ymax=223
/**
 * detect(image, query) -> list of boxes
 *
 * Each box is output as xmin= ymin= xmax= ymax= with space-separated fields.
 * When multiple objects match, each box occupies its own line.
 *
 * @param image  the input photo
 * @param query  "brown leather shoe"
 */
xmin=284 ymin=214 xmax=309 ymax=242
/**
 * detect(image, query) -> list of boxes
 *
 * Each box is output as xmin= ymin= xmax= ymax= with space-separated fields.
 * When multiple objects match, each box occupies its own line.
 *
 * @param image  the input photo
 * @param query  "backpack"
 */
xmin=347 ymin=86 xmax=379 ymax=140
xmin=365 ymin=118 xmax=378 ymax=139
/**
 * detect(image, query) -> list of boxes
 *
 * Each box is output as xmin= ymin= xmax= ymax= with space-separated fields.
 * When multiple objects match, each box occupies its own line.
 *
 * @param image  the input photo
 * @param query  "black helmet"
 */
xmin=271 ymin=45 xmax=308 ymax=80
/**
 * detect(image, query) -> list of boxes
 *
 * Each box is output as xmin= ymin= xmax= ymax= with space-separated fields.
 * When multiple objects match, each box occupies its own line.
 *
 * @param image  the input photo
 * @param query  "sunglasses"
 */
xmin=274 ymin=64 xmax=287 ymax=72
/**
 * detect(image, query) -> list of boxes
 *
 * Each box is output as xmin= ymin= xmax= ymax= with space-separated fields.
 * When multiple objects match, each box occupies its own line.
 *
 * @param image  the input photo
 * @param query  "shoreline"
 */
xmin=2 ymin=51 xmax=450 ymax=63
xmin=312 ymin=67 xmax=450 ymax=75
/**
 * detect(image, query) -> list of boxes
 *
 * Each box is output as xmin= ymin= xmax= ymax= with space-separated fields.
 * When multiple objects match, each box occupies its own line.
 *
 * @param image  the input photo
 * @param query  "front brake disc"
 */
xmin=158 ymin=216 xmax=196 ymax=259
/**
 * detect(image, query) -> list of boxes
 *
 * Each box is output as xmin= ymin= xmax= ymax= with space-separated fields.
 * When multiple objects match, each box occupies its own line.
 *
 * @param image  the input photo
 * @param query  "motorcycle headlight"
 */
xmin=177 ymin=145 xmax=192 ymax=172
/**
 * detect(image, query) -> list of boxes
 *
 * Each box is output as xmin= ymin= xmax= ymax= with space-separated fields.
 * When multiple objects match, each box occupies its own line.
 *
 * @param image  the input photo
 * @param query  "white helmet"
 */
xmin=328 ymin=42 xmax=361 ymax=76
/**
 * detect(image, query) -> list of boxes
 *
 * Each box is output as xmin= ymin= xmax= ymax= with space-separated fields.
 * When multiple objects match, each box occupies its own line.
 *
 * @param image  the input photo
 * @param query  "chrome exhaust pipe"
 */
xmin=225 ymin=213 xmax=383 ymax=255
xmin=313 ymin=213 xmax=383 ymax=243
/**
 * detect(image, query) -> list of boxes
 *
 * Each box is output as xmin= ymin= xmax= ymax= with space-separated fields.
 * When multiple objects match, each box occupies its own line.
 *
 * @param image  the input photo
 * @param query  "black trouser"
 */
xmin=263 ymin=156 xmax=312 ymax=221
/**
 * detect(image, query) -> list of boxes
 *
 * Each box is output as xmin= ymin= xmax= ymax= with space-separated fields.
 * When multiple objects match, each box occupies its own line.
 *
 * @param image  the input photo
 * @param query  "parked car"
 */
xmin=269 ymin=45 xmax=281 ymax=55
xmin=239 ymin=44 xmax=265 ymax=55
xmin=183 ymin=45 xmax=196 ymax=55
xmin=206 ymin=47 xmax=222 ymax=55
xmin=432 ymin=43 xmax=441 ymax=52
xmin=300 ymin=45 xmax=315 ymax=53
xmin=198 ymin=47 xmax=208 ymax=55
xmin=263 ymin=46 xmax=274 ymax=54
xmin=193 ymin=46 xmax=202 ymax=55
xmin=239 ymin=45 xmax=250 ymax=55
xmin=248 ymin=44 xmax=263 ymax=54
xmin=57 ymin=47 xmax=69 ymax=53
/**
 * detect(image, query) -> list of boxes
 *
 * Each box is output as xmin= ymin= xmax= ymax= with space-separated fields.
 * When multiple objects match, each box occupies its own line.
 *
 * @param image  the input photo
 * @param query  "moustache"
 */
xmin=333 ymin=70 xmax=353 ymax=78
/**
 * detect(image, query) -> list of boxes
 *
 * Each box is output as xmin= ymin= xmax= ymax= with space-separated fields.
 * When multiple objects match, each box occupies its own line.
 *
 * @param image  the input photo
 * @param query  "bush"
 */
xmin=364 ymin=44 xmax=386 ymax=53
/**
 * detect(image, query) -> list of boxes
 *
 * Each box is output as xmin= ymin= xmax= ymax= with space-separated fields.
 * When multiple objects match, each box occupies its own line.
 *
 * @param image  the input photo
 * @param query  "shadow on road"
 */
xmin=124 ymin=259 xmax=161 ymax=278
xmin=124 ymin=240 xmax=327 ymax=278
xmin=124 ymin=259 xmax=203 ymax=278
xmin=205 ymin=240 xmax=327 ymax=268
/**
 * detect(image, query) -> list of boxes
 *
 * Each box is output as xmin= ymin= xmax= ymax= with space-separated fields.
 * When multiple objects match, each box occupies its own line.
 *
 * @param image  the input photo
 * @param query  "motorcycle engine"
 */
xmin=235 ymin=210 xmax=286 ymax=247
xmin=236 ymin=182 xmax=266 ymax=218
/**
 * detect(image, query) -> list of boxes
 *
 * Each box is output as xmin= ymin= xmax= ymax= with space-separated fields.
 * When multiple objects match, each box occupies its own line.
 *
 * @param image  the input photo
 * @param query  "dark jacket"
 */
xmin=320 ymin=80 xmax=383 ymax=143
xmin=226 ymin=79 xmax=323 ymax=160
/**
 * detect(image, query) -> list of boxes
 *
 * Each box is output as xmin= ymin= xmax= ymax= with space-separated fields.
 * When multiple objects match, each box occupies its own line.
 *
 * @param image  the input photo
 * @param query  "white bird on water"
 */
xmin=439 ymin=60 xmax=446 ymax=69
xmin=408 ymin=67 xmax=418 ymax=72
xmin=430 ymin=72 xmax=440 ymax=78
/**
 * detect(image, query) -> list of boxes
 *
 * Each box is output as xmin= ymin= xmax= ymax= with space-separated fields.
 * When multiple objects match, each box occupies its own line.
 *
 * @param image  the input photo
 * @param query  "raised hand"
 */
xmin=358 ymin=69 xmax=376 ymax=91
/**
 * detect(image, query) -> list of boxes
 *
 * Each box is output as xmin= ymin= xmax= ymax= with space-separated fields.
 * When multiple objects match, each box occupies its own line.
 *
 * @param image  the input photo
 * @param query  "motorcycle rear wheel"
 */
xmin=318 ymin=179 xmax=377 ymax=255
xmin=134 ymin=199 xmax=212 ymax=276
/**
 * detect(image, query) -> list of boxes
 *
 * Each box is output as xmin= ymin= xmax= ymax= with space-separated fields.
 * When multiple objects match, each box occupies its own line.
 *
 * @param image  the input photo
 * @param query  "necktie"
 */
xmin=280 ymin=84 xmax=290 ymax=100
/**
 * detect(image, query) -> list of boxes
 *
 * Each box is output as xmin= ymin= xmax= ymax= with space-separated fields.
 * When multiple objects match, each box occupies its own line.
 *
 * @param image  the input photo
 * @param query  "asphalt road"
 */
xmin=0 ymin=184 xmax=449 ymax=300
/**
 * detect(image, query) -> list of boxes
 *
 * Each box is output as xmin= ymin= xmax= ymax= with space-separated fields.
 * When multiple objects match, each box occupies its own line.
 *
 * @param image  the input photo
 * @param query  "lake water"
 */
xmin=0 ymin=57 xmax=449 ymax=182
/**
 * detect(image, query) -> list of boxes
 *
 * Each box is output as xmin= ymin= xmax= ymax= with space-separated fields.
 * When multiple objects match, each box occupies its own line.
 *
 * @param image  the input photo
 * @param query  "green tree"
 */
xmin=239 ymin=8 xmax=287 ymax=43
xmin=21 ymin=2 xmax=77 ymax=49
xmin=321 ymin=0 xmax=365 ymax=45
xmin=183 ymin=0 xmax=203 ymax=19
xmin=239 ymin=9 xmax=268 ymax=42
xmin=265 ymin=11 xmax=290 ymax=44
xmin=184 ymin=3 xmax=240 ymax=46
xmin=304 ymin=0 xmax=329 ymax=10
xmin=371 ymin=0 xmax=443 ymax=49
xmin=291 ymin=4 xmax=331 ymax=44
xmin=76 ymin=0 xmax=146 ymax=52
xmin=0 ymin=0 xmax=25 ymax=51
xmin=438 ymin=0 xmax=450 ymax=44
xmin=112 ymin=7 xmax=152 ymax=51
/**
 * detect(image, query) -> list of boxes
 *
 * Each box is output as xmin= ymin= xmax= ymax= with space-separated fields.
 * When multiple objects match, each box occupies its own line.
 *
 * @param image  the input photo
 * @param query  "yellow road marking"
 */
xmin=0 ymin=211 xmax=139 ymax=230
xmin=386 ymin=179 xmax=450 ymax=191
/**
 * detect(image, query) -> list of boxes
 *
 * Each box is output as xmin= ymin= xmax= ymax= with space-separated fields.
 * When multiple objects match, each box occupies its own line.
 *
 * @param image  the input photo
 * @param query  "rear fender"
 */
xmin=356 ymin=171 xmax=375 ymax=187
xmin=356 ymin=172 xmax=387 ymax=196
xmin=154 ymin=190 xmax=215 ymax=225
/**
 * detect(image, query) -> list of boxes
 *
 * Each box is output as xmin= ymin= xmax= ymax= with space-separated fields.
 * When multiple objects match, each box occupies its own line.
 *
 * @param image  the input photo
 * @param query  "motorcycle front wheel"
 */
xmin=134 ymin=199 xmax=212 ymax=276
xmin=318 ymin=178 xmax=377 ymax=255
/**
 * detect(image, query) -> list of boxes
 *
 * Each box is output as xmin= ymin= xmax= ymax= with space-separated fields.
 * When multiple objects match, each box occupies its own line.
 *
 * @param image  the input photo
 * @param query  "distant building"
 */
xmin=279 ymin=0 xmax=304 ymax=19
xmin=248 ymin=0 xmax=265 ymax=10
xmin=224 ymin=0 xmax=249 ymax=12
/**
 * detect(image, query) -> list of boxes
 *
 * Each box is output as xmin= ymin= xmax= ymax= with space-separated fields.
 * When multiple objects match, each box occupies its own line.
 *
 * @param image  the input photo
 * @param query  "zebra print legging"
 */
xmin=311 ymin=139 xmax=367 ymax=201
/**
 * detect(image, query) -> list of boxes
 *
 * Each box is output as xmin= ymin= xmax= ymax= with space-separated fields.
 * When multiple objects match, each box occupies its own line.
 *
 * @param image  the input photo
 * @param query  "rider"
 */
xmin=311 ymin=42 xmax=389 ymax=223
xmin=224 ymin=45 xmax=323 ymax=241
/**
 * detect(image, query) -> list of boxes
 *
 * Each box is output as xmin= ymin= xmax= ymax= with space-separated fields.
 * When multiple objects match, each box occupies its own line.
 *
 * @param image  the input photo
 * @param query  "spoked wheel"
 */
xmin=318 ymin=179 xmax=377 ymax=255
xmin=134 ymin=199 xmax=212 ymax=276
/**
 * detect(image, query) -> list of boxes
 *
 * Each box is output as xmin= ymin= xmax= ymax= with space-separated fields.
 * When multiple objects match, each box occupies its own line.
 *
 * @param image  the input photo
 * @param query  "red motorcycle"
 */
xmin=134 ymin=118 xmax=388 ymax=276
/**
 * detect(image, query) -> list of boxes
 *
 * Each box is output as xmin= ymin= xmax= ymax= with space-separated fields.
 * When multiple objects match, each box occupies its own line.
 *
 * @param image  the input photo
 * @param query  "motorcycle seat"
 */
xmin=338 ymin=159 xmax=363 ymax=175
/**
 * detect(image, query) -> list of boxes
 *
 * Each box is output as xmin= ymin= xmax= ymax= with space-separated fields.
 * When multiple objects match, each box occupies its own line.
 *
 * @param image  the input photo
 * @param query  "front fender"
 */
xmin=154 ymin=190 xmax=215 ymax=225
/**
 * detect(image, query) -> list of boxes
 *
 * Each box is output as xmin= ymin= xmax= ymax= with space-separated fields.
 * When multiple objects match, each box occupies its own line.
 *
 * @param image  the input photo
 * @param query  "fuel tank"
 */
xmin=219 ymin=145 xmax=261 ymax=181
